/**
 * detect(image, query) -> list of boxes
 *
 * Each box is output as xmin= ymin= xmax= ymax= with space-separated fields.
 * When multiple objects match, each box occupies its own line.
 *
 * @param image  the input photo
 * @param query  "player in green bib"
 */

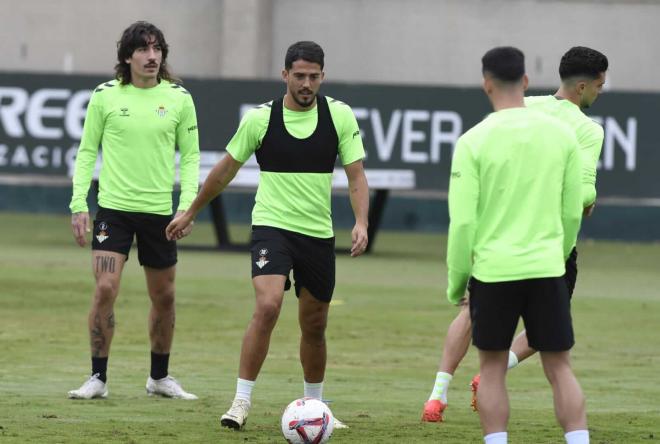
xmin=166 ymin=41 xmax=369 ymax=431
xmin=421 ymin=46 xmax=608 ymax=428
xmin=68 ymin=22 xmax=200 ymax=401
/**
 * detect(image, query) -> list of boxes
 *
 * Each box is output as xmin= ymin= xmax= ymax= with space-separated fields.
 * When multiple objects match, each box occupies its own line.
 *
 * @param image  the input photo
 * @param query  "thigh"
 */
xmin=92 ymin=207 xmax=134 ymax=258
xmin=251 ymin=227 xmax=294 ymax=283
xmin=92 ymin=250 xmax=127 ymax=289
xmin=298 ymin=287 xmax=330 ymax=331
xmin=144 ymin=265 xmax=176 ymax=303
xmin=291 ymin=233 xmax=335 ymax=303
xmin=521 ymin=277 xmax=574 ymax=352
xmin=469 ymin=278 xmax=523 ymax=351
xmin=135 ymin=213 xmax=177 ymax=269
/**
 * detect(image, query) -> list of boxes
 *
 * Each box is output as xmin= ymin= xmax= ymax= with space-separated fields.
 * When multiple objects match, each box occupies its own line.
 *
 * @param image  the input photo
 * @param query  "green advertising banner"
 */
xmin=0 ymin=73 xmax=653 ymax=200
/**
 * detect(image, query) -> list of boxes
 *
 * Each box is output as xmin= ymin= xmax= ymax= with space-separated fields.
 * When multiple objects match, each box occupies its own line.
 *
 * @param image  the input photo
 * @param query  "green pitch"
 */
xmin=0 ymin=212 xmax=658 ymax=443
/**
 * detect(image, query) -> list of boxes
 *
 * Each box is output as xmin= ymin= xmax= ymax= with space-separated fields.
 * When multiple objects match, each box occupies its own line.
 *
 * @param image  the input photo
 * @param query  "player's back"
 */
xmin=526 ymin=95 xmax=604 ymax=206
xmin=457 ymin=107 xmax=581 ymax=282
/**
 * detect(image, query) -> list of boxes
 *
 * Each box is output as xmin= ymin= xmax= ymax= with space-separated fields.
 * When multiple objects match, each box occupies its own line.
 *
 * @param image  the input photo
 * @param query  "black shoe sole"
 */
xmin=220 ymin=418 xmax=243 ymax=430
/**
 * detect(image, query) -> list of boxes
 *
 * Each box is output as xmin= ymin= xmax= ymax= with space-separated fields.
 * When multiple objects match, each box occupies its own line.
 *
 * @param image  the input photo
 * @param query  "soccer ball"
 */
xmin=281 ymin=397 xmax=334 ymax=444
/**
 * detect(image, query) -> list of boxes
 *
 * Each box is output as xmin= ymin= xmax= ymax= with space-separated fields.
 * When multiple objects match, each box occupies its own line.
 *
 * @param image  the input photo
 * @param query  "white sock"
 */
xmin=484 ymin=431 xmax=508 ymax=444
xmin=507 ymin=351 xmax=519 ymax=370
xmin=234 ymin=378 xmax=255 ymax=402
xmin=304 ymin=381 xmax=324 ymax=400
xmin=429 ymin=372 xmax=453 ymax=403
xmin=565 ymin=429 xmax=589 ymax=444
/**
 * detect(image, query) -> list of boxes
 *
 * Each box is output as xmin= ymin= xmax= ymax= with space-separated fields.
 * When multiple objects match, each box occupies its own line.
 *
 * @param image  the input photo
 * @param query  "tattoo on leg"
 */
xmin=95 ymin=256 xmax=116 ymax=274
xmin=107 ymin=312 xmax=115 ymax=329
xmin=91 ymin=314 xmax=106 ymax=358
xmin=151 ymin=316 xmax=164 ymax=353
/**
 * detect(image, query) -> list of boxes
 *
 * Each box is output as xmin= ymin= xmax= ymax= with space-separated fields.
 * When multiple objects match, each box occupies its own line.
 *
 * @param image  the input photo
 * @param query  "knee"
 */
xmin=151 ymin=288 xmax=175 ymax=311
xmin=254 ymin=299 xmax=282 ymax=328
xmin=301 ymin=314 xmax=327 ymax=343
xmin=95 ymin=280 xmax=118 ymax=305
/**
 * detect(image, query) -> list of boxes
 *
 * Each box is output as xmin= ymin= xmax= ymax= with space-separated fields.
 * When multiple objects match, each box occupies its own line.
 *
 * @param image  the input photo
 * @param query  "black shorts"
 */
xmin=469 ymin=276 xmax=574 ymax=352
xmin=466 ymin=248 xmax=578 ymax=298
xmin=92 ymin=206 xmax=177 ymax=269
xmin=565 ymin=247 xmax=578 ymax=297
xmin=250 ymin=225 xmax=335 ymax=303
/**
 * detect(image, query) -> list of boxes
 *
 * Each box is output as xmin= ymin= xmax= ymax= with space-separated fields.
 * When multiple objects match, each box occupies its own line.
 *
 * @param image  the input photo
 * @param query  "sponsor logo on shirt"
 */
xmin=451 ymin=171 xmax=461 ymax=178
xmin=187 ymin=125 xmax=197 ymax=133
xmin=352 ymin=130 xmax=360 ymax=139
xmin=120 ymin=108 xmax=130 ymax=117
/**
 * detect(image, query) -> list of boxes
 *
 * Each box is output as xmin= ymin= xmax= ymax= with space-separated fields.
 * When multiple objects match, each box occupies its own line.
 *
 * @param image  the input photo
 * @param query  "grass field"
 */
xmin=0 ymin=212 xmax=658 ymax=443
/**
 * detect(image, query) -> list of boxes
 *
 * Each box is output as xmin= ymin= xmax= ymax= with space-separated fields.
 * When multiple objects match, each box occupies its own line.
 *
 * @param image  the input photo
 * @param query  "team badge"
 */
xmin=255 ymin=248 xmax=269 ymax=269
xmin=156 ymin=105 xmax=167 ymax=118
xmin=120 ymin=107 xmax=130 ymax=117
xmin=96 ymin=221 xmax=109 ymax=243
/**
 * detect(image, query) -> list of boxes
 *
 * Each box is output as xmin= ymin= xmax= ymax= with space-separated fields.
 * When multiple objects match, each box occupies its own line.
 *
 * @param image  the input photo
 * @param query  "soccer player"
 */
xmin=422 ymin=46 xmax=608 ymax=422
xmin=447 ymin=46 xmax=587 ymax=444
xmin=68 ymin=21 xmax=200 ymax=400
xmin=165 ymin=41 xmax=369 ymax=430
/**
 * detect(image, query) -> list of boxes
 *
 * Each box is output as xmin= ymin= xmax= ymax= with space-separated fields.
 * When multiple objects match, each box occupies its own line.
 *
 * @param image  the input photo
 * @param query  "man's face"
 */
xmin=579 ymin=71 xmax=606 ymax=109
xmin=282 ymin=60 xmax=324 ymax=109
xmin=126 ymin=35 xmax=162 ymax=83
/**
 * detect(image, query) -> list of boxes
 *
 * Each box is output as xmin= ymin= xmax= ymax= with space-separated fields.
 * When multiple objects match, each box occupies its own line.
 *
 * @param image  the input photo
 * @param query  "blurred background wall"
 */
xmin=0 ymin=0 xmax=657 ymax=90
xmin=1 ymin=0 xmax=658 ymax=241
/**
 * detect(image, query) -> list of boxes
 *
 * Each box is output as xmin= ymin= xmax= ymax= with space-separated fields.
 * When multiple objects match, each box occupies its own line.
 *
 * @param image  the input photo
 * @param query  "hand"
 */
xmin=350 ymin=222 xmax=368 ymax=257
xmin=166 ymin=210 xmax=194 ymax=241
xmin=583 ymin=202 xmax=595 ymax=217
xmin=71 ymin=212 xmax=90 ymax=247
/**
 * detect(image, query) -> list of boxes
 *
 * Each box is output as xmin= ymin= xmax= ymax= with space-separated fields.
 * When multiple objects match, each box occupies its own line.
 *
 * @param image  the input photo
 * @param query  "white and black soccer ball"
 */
xmin=281 ymin=397 xmax=334 ymax=444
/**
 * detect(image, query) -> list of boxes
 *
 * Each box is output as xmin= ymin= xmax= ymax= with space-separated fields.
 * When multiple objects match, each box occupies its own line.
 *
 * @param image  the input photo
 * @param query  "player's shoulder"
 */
xmin=91 ymin=79 xmax=121 ymax=100
xmin=524 ymin=95 xmax=554 ymax=108
xmin=576 ymin=111 xmax=604 ymax=139
xmin=93 ymin=79 xmax=120 ymax=93
xmin=325 ymin=96 xmax=357 ymax=123
xmin=243 ymin=101 xmax=274 ymax=122
xmin=325 ymin=96 xmax=353 ymax=111
xmin=163 ymin=80 xmax=192 ymax=96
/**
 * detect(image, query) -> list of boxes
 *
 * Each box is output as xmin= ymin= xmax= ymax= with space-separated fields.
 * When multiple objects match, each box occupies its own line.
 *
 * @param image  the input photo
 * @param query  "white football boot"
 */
xmin=333 ymin=417 xmax=349 ymax=429
xmin=146 ymin=375 xmax=198 ymax=400
xmin=68 ymin=373 xmax=108 ymax=399
xmin=220 ymin=398 xmax=251 ymax=429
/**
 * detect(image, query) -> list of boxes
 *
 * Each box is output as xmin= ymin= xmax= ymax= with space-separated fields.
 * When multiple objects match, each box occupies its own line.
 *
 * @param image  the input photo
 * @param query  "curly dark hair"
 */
xmin=114 ymin=21 xmax=179 ymax=85
xmin=559 ymin=46 xmax=608 ymax=81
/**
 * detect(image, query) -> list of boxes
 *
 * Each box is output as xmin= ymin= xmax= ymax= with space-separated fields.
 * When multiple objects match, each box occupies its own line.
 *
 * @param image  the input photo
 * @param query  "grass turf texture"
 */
xmin=0 ymin=212 xmax=658 ymax=443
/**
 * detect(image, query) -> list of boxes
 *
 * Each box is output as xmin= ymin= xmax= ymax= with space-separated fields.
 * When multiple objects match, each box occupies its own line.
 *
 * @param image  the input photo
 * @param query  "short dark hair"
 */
xmin=114 ymin=21 xmax=178 ymax=85
xmin=285 ymin=41 xmax=324 ymax=70
xmin=481 ymin=46 xmax=525 ymax=82
xmin=559 ymin=46 xmax=608 ymax=81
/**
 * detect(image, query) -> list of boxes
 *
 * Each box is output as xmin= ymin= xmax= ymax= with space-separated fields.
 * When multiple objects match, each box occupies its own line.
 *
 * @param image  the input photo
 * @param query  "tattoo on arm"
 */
xmin=95 ymin=256 xmax=116 ymax=274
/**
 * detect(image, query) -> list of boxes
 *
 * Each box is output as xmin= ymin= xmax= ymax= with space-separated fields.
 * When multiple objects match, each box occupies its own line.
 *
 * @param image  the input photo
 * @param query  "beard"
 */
xmin=292 ymin=90 xmax=316 ymax=108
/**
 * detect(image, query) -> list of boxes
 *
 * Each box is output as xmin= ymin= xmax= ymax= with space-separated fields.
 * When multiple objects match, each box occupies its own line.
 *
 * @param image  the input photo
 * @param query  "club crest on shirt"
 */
xmin=96 ymin=221 xmax=109 ymax=243
xmin=156 ymin=105 xmax=167 ymax=118
xmin=255 ymin=248 xmax=269 ymax=269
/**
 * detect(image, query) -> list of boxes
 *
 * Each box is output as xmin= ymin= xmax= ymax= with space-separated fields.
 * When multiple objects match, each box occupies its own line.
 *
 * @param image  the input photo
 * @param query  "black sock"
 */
xmin=92 ymin=357 xmax=108 ymax=383
xmin=150 ymin=352 xmax=170 ymax=380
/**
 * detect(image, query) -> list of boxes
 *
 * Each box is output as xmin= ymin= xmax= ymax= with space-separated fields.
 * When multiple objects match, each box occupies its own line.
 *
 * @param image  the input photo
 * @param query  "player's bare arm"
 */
xmin=344 ymin=159 xmax=369 ymax=257
xmin=71 ymin=212 xmax=91 ymax=247
xmin=166 ymin=153 xmax=243 ymax=240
